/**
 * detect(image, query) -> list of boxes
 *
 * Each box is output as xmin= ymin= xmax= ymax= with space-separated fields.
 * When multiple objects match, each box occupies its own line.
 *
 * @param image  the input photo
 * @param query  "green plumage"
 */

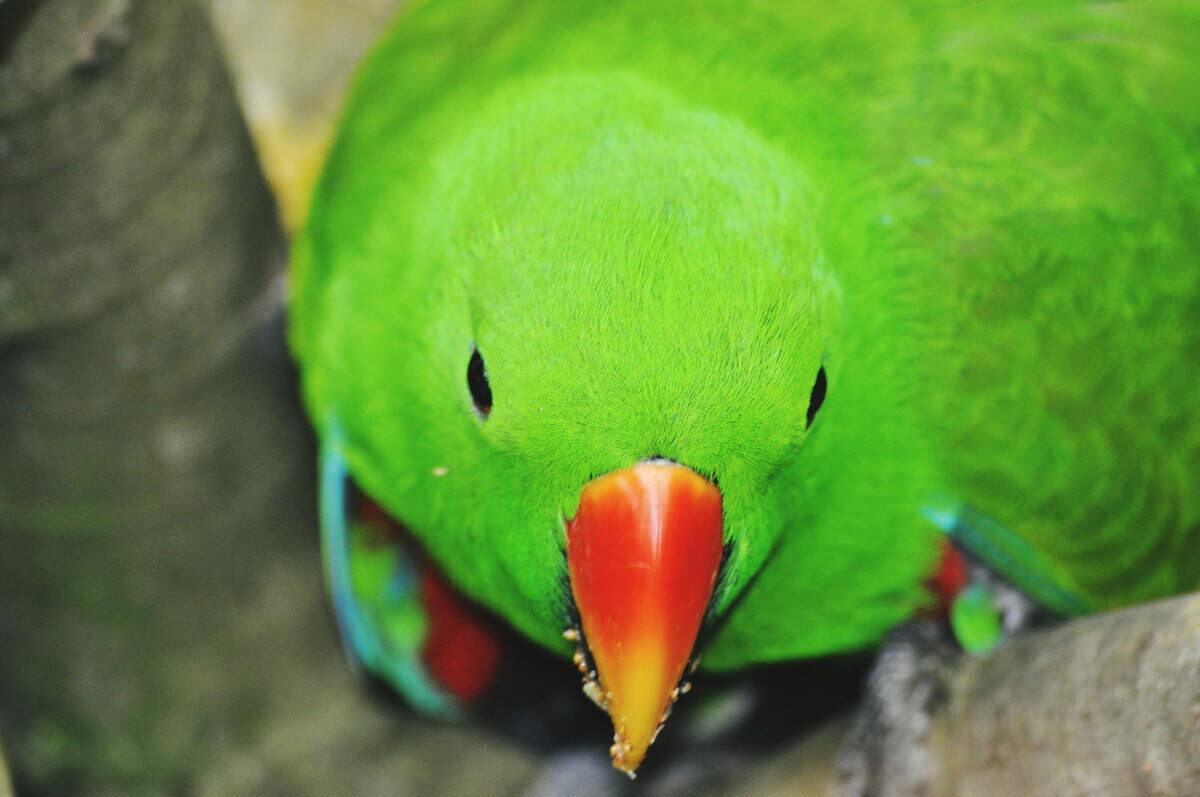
xmin=290 ymin=0 xmax=1200 ymax=672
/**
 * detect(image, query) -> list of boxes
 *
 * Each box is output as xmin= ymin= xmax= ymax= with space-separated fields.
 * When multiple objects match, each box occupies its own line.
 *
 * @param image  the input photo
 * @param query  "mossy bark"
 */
xmin=0 ymin=0 xmax=306 ymax=789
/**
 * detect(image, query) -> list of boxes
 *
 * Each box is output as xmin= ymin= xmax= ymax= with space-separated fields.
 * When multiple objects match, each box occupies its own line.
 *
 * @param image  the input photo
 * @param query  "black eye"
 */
xmin=806 ymin=366 xmax=826 ymax=429
xmin=467 ymin=346 xmax=492 ymax=418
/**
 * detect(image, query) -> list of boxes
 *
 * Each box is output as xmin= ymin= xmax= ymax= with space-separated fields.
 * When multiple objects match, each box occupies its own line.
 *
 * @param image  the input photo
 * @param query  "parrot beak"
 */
xmin=565 ymin=460 xmax=724 ymax=776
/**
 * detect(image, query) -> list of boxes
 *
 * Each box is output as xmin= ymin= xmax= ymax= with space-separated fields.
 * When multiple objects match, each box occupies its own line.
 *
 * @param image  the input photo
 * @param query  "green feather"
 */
xmin=291 ymin=0 xmax=1200 ymax=672
xmin=951 ymin=586 xmax=1004 ymax=656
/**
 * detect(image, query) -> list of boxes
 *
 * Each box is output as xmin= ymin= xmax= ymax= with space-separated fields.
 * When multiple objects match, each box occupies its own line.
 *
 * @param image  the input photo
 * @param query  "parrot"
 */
xmin=288 ymin=0 xmax=1200 ymax=777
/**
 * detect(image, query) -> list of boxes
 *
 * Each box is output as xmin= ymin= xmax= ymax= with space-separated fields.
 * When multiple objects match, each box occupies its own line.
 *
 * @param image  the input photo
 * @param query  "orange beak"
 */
xmin=565 ymin=460 xmax=724 ymax=776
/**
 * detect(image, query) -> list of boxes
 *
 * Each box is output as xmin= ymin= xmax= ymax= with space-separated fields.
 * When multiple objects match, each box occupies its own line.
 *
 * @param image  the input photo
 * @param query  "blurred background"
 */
xmin=206 ymin=0 xmax=402 ymax=233
xmin=0 ymin=1 xmax=852 ymax=793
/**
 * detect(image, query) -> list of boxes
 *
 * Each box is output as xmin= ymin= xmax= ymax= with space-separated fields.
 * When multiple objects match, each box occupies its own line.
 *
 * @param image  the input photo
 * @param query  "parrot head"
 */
xmin=322 ymin=74 xmax=837 ymax=773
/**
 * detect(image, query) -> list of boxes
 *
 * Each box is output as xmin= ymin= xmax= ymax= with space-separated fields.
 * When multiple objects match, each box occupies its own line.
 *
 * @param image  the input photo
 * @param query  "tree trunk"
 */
xmin=0 ymin=0 xmax=302 ymax=788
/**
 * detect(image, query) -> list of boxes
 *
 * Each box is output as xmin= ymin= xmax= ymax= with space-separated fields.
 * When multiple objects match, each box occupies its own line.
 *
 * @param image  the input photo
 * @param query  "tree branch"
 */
xmin=929 ymin=592 xmax=1200 ymax=795
xmin=729 ymin=594 xmax=1200 ymax=796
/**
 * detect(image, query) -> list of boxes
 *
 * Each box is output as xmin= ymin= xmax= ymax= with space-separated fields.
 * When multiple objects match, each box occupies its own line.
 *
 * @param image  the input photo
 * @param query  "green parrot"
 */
xmin=289 ymin=0 xmax=1200 ymax=775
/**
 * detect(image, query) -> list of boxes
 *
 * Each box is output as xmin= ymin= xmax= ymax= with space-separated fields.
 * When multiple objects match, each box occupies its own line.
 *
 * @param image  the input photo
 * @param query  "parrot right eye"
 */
xmin=467 ymin=346 xmax=493 ymax=419
xmin=806 ymin=366 xmax=826 ymax=429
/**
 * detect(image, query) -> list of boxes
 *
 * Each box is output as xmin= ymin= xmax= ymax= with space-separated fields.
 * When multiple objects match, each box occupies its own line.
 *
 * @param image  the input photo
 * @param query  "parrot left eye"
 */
xmin=467 ymin=346 xmax=493 ymax=419
xmin=806 ymin=366 xmax=826 ymax=429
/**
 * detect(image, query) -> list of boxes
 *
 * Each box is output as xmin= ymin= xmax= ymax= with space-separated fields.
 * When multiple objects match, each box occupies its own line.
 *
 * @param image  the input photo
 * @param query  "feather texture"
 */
xmin=291 ymin=0 xmax=1200 ymax=670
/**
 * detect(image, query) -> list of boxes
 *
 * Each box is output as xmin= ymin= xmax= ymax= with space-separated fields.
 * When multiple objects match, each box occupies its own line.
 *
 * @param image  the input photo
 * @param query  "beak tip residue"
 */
xmin=565 ymin=461 xmax=724 ymax=775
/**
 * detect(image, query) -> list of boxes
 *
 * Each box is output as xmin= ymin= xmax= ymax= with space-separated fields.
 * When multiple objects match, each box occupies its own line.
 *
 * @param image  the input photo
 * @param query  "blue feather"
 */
xmin=321 ymin=414 xmax=460 ymax=717
xmin=923 ymin=499 xmax=1094 ymax=618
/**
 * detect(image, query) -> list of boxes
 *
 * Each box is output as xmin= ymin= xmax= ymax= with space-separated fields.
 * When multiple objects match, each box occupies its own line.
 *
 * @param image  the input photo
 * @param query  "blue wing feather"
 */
xmin=923 ymin=498 xmax=1094 ymax=618
xmin=320 ymin=414 xmax=460 ymax=717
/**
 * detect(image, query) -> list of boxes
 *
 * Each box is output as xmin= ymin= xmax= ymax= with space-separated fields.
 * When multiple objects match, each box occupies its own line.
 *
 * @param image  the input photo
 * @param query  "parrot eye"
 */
xmin=467 ymin=346 xmax=492 ymax=418
xmin=806 ymin=366 xmax=826 ymax=429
